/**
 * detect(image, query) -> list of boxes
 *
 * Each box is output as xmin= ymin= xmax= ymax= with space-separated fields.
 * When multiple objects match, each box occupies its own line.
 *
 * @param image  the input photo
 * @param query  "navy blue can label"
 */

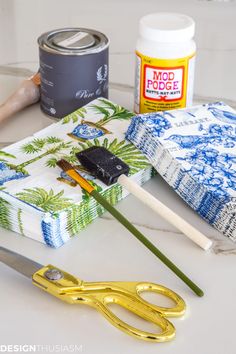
xmin=38 ymin=28 xmax=109 ymax=118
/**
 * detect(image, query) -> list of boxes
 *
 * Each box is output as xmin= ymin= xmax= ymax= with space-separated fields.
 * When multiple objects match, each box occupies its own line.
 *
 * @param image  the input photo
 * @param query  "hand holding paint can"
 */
xmin=134 ymin=13 xmax=196 ymax=113
xmin=38 ymin=28 xmax=109 ymax=118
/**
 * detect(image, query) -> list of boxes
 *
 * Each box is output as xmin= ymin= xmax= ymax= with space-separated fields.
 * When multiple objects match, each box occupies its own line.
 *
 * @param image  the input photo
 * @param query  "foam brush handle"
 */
xmin=90 ymin=189 xmax=204 ymax=297
xmin=118 ymin=174 xmax=212 ymax=251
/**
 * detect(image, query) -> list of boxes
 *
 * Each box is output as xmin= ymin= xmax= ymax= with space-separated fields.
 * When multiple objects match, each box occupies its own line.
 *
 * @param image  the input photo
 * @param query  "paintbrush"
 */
xmin=0 ymin=72 xmax=40 ymax=124
xmin=76 ymin=146 xmax=212 ymax=251
xmin=57 ymin=159 xmax=204 ymax=297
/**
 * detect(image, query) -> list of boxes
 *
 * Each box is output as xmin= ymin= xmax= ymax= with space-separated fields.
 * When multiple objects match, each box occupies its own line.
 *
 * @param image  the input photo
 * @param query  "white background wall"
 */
xmin=0 ymin=0 xmax=235 ymax=101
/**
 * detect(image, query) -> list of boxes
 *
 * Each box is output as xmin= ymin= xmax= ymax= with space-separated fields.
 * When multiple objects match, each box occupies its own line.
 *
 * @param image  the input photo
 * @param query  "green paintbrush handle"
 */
xmin=91 ymin=189 xmax=204 ymax=297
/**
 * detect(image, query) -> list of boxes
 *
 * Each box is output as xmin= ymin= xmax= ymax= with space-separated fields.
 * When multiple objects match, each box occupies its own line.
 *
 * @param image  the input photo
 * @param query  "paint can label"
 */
xmin=39 ymin=50 xmax=109 ymax=118
xmin=134 ymin=51 xmax=195 ymax=113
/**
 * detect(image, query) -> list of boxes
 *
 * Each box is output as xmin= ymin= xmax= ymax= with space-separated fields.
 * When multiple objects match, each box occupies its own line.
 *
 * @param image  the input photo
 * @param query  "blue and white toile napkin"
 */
xmin=126 ymin=102 xmax=236 ymax=241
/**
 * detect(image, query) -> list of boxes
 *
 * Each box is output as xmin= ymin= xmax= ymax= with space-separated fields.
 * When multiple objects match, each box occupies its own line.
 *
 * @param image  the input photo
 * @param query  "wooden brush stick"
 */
xmin=118 ymin=174 xmax=212 ymax=250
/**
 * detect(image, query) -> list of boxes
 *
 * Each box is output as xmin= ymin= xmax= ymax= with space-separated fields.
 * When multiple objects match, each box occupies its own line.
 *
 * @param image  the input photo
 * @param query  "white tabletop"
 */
xmin=0 ymin=1 xmax=236 ymax=353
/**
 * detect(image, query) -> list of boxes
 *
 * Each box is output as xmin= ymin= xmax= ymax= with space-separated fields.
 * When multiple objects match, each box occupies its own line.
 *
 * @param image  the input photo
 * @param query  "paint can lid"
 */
xmin=139 ymin=13 xmax=195 ymax=43
xmin=52 ymin=31 xmax=96 ymax=50
xmin=38 ymin=28 xmax=109 ymax=55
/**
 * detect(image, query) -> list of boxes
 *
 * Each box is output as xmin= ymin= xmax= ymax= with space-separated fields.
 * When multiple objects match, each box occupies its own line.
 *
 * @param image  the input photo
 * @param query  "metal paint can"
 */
xmin=38 ymin=28 xmax=109 ymax=118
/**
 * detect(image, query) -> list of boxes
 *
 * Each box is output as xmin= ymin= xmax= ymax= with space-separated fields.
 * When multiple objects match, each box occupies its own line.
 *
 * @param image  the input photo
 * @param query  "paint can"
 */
xmin=38 ymin=28 xmax=109 ymax=118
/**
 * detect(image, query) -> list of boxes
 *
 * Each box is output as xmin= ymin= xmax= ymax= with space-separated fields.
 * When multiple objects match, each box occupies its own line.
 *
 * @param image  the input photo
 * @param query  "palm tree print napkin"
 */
xmin=126 ymin=102 xmax=236 ymax=242
xmin=0 ymin=98 xmax=152 ymax=248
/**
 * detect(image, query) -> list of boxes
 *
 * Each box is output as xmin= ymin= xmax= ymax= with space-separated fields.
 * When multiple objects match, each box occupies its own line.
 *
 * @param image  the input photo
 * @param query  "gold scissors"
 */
xmin=0 ymin=247 xmax=186 ymax=342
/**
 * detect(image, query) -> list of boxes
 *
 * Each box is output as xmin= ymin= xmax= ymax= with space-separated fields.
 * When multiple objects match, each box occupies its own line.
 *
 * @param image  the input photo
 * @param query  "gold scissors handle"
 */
xmin=32 ymin=265 xmax=186 ymax=342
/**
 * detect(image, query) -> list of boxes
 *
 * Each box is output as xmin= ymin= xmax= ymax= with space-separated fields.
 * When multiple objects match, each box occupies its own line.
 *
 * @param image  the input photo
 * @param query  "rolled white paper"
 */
xmin=0 ymin=78 xmax=40 ymax=124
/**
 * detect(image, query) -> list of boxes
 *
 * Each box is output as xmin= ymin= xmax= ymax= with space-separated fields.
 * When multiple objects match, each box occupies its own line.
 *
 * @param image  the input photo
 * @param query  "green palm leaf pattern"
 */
xmin=62 ymin=107 xmax=87 ymax=124
xmin=82 ymin=180 xmax=103 ymax=201
xmin=45 ymin=136 xmax=63 ymax=144
xmin=18 ymin=137 xmax=73 ymax=172
xmin=46 ymin=157 xmax=58 ymax=168
xmin=0 ymin=197 xmax=12 ymax=229
xmin=0 ymin=151 xmax=16 ymax=164
xmin=0 ymin=151 xmax=16 ymax=160
xmin=21 ymin=137 xmax=69 ymax=154
xmin=69 ymin=138 xmax=149 ymax=174
xmin=66 ymin=183 xmax=123 ymax=237
xmin=21 ymin=138 xmax=47 ymax=154
xmin=16 ymin=188 xmax=73 ymax=212
xmin=102 ymin=183 xmax=123 ymax=205
xmin=90 ymin=104 xmax=110 ymax=118
xmin=66 ymin=202 xmax=91 ymax=235
xmin=91 ymin=98 xmax=134 ymax=126
xmin=62 ymin=147 xmax=81 ymax=165
xmin=17 ymin=209 xmax=24 ymax=235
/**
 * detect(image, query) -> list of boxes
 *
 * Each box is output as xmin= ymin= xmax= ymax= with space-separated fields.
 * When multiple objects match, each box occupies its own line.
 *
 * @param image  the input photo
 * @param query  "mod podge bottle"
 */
xmin=134 ymin=13 xmax=196 ymax=113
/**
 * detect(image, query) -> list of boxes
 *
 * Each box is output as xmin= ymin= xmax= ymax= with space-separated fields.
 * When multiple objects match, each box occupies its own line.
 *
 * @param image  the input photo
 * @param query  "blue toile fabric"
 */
xmin=126 ymin=102 xmax=236 ymax=241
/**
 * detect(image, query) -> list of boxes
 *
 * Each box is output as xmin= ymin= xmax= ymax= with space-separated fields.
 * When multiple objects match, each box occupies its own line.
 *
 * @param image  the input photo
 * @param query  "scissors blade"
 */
xmin=0 ymin=247 xmax=43 ymax=279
